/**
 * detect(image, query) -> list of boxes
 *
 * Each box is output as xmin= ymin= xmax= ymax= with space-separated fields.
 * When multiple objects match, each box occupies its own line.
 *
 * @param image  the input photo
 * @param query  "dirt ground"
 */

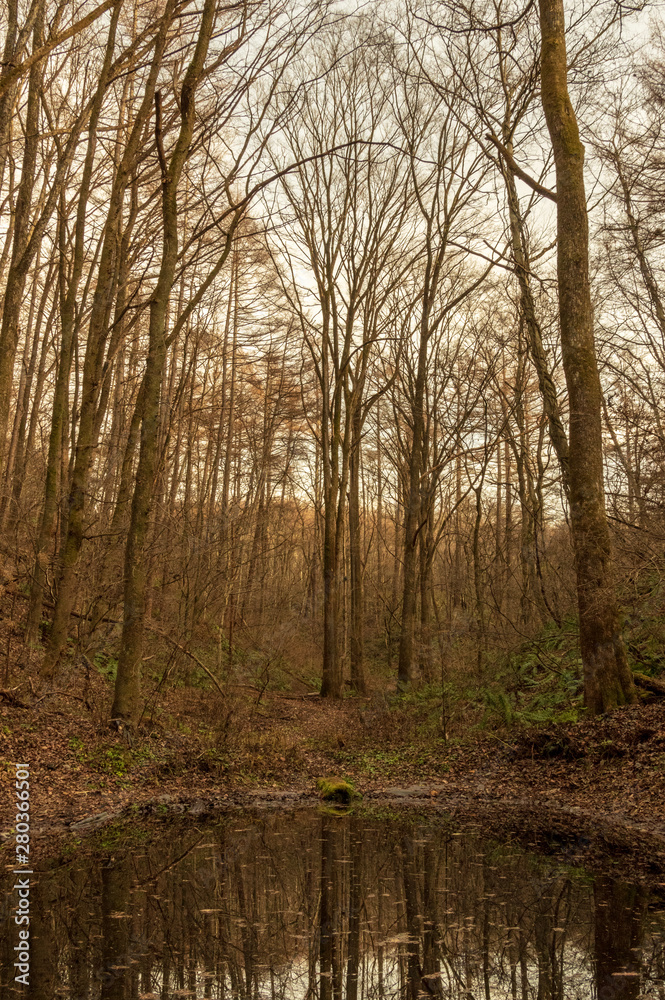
xmin=1 ymin=676 xmax=665 ymax=873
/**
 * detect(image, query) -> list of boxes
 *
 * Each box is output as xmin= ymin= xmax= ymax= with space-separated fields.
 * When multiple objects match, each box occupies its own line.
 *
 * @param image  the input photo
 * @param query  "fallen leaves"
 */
xmin=1 ymin=688 xmax=665 ymax=872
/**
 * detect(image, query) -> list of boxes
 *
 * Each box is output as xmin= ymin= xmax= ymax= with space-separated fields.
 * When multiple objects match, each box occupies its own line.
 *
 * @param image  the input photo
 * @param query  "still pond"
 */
xmin=1 ymin=809 xmax=665 ymax=998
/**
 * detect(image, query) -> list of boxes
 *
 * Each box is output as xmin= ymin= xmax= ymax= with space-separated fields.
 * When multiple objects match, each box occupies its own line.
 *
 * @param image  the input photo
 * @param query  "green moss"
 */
xmin=316 ymin=777 xmax=360 ymax=804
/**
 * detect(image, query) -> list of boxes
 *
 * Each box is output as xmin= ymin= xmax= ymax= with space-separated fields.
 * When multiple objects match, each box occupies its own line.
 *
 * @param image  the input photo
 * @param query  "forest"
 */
xmin=0 ymin=0 xmax=665 ymax=768
xmin=4 ymin=5 xmax=665 ymax=996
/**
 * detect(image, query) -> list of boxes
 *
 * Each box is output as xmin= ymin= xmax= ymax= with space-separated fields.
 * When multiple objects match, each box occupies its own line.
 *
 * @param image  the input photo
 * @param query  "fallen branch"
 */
xmin=0 ymin=685 xmax=30 ymax=709
xmin=274 ymin=692 xmax=321 ymax=701
xmin=144 ymin=621 xmax=226 ymax=697
xmin=273 ymin=661 xmax=319 ymax=692
xmin=31 ymin=690 xmax=86 ymax=707
xmin=633 ymin=671 xmax=665 ymax=697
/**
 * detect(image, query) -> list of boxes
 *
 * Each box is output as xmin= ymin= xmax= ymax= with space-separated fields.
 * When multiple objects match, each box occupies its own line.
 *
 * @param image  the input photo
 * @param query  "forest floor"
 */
xmin=1 ymin=660 xmax=665 ymax=873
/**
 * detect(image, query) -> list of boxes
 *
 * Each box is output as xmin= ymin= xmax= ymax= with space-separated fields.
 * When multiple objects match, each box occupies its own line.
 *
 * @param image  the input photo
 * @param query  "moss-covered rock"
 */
xmin=316 ymin=777 xmax=360 ymax=804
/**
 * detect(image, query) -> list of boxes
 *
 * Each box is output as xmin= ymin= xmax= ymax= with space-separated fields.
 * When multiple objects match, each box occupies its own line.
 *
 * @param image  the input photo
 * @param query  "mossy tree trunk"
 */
xmin=538 ymin=0 xmax=636 ymax=713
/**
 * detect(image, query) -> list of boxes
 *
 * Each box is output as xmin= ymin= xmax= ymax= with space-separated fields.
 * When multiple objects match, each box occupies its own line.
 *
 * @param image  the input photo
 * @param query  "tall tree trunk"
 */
xmin=511 ymin=329 xmax=549 ymax=626
xmin=0 ymin=241 xmax=44 ymax=528
xmin=472 ymin=480 xmax=485 ymax=679
xmin=494 ymin=421 xmax=506 ymax=617
xmin=452 ymin=441 xmax=464 ymax=610
xmin=398 ymin=332 xmax=428 ymax=688
xmin=348 ymin=398 xmax=367 ymax=694
xmin=207 ymin=264 xmax=236 ymax=526
xmin=538 ymin=0 xmax=636 ymax=713
xmin=41 ymin=5 xmax=175 ymax=677
xmin=221 ymin=251 xmax=239 ymax=569
xmin=503 ymin=160 xmax=570 ymax=492
xmin=375 ymin=397 xmax=384 ymax=604
xmin=111 ymin=0 xmax=217 ymax=730
xmin=389 ymin=470 xmax=404 ymax=665
xmin=6 ymin=260 xmax=56 ymax=529
xmin=0 ymin=0 xmax=19 ymax=197
xmin=26 ymin=3 xmax=121 ymax=646
xmin=0 ymin=0 xmax=45 ymax=472
xmin=320 ymin=337 xmax=343 ymax=698
xmin=110 ymin=378 xmax=144 ymax=535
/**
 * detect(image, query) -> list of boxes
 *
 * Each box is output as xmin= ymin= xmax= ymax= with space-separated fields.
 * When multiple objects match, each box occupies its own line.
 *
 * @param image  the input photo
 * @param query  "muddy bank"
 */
xmin=3 ymin=778 xmax=665 ymax=885
xmin=2 ymin=693 xmax=665 ymax=875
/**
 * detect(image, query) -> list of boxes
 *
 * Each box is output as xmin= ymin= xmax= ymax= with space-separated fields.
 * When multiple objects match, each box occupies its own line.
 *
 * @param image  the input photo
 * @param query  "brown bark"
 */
xmin=26 ymin=2 xmax=121 ymax=647
xmin=348 ymin=396 xmax=367 ymax=694
xmin=510 ymin=330 xmax=550 ymax=626
xmin=503 ymin=159 xmax=570 ymax=493
xmin=41 ymin=5 xmax=176 ymax=677
xmin=0 ymin=243 xmax=50 ymax=529
xmin=398 ymin=296 xmax=430 ymax=688
xmin=221 ymin=251 xmax=239 ymax=569
xmin=112 ymin=0 xmax=218 ymax=729
xmin=472 ymin=479 xmax=485 ymax=678
xmin=538 ymin=0 xmax=636 ymax=713
xmin=0 ymin=0 xmax=19 ymax=196
xmin=0 ymin=0 xmax=45 ymax=472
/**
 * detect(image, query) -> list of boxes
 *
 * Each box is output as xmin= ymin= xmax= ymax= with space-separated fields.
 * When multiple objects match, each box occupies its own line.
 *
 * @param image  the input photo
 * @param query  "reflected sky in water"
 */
xmin=1 ymin=809 xmax=664 ymax=999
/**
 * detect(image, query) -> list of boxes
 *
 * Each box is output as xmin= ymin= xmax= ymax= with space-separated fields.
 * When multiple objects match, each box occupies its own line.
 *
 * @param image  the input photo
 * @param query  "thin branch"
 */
xmin=0 ymin=0 xmax=118 ymax=99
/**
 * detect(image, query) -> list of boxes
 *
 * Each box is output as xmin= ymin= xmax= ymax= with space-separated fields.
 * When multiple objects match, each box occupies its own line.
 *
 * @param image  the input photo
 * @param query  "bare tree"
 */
xmin=392 ymin=59 xmax=492 ymax=687
xmin=537 ymin=0 xmax=636 ymax=712
xmin=267 ymin=19 xmax=415 ymax=696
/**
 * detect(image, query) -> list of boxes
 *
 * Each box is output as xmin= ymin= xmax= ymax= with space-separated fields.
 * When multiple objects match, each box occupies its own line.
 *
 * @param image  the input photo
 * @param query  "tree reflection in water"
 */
xmin=1 ymin=811 xmax=664 ymax=999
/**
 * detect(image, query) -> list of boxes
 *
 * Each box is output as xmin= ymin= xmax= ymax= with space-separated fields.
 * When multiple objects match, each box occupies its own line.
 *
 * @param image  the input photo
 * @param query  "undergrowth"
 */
xmin=478 ymin=619 xmax=585 ymax=729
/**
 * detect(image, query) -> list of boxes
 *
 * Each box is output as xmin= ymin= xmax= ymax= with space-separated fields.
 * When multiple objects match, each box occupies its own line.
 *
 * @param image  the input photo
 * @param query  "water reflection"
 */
xmin=2 ymin=810 xmax=664 ymax=999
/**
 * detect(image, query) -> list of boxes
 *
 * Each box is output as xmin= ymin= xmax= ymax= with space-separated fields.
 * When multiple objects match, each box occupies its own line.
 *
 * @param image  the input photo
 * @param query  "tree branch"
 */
xmin=485 ymin=133 xmax=558 ymax=203
xmin=0 ymin=0 xmax=117 ymax=99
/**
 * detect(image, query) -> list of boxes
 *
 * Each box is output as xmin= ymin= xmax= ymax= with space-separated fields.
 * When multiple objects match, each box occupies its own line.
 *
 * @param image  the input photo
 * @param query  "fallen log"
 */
xmin=633 ymin=671 xmax=665 ymax=697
